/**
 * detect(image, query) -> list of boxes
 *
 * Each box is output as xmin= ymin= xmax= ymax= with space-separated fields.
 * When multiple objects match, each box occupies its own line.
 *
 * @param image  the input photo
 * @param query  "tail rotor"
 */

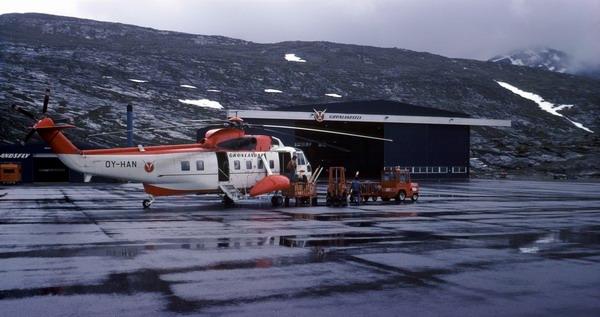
xmin=9 ymin=88 xmax=75 ymax=145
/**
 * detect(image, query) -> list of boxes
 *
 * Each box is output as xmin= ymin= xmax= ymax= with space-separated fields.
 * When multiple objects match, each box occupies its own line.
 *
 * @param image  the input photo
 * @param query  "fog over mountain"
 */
xmin=1 ymin=13 xmax=599 ymax=179
xmin=490 ymin=46 xmax=600 ymax=80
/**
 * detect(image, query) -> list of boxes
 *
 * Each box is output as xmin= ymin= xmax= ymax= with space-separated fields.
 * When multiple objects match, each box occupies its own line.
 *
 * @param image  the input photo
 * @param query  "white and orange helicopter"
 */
xmin=11 ymin=89 xmax=391 ymax=208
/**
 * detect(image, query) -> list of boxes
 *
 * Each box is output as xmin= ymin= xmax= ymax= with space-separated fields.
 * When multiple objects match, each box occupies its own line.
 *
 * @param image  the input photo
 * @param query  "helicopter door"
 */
xmin=216 ymin=152 xmax=230 ymax=182
xmin=279 ymin=152 xmax=291 ymax=175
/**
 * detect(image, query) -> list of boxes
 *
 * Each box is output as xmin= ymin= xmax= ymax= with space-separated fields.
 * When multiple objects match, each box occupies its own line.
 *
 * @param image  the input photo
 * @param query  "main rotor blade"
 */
xmin=22 ymin=129 xmax=36 ymax=145
xmin=185 ymin=119 xmax=241 ymax=127
xmin=10 ymin=104 xmax=36 ymax=120
xmin=259 ymin=124 xmax=393 ymax=142
xmin=262 ymin=128 xmax=351 ymax=152
xmin=42 ymin=88 xmax=50 ymax=114
xmin=86 ymin=124 xmax=202 ymax=138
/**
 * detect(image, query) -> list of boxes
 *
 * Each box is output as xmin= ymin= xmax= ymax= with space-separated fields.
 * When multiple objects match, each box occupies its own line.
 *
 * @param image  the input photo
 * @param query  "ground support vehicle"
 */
xmin=359 ymin=181 xmax=382 ymax=202
xmin=326 ymin=167 xmax=348 ymax=207
xmin=0 ymin=163 xmax=22 ymax=184
xmin=379 ymin=167 xmax=419 ymax=202
xmin=271 ymin=166 xmax=322 ymax=207
xmin=283 ymin=182 xmax=318 ymax=206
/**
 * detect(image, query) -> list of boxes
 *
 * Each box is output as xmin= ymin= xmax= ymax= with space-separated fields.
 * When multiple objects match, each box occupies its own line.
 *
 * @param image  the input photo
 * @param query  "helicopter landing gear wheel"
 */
xmin=142 ymin=196 xmax=155 ymax=209
xmin=271 ymin=195 xmax=283 ymax=207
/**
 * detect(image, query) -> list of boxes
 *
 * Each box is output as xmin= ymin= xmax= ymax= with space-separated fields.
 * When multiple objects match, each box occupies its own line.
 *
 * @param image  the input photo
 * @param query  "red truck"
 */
xmin=360 ymin=167 xmax=419 ymax=202
xmin=379 ymin=167 xmax=419 ymax=202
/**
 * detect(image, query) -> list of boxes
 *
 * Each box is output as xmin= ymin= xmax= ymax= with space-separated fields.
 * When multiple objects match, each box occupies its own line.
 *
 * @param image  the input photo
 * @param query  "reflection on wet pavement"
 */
xmin=1 ymin=180 xmax=600 ymax=315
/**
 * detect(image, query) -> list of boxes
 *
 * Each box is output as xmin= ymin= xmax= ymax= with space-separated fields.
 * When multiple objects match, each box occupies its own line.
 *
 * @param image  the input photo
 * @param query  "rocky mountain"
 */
xmin=489 ymin=46 xmax=600 ymax=80
xmin=1 ymin=13 xmax=599 ymax=179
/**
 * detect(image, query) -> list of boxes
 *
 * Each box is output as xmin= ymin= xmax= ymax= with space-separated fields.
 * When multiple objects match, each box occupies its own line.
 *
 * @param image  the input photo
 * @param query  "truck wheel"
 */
xmin=411 ymin=194 xmax=419 ymax=202
xmin=395 ymin=191 xmax=406 ymax=202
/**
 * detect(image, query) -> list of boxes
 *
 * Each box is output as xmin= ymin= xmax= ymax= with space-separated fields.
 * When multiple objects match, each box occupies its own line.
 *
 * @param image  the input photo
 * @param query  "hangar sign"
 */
xmin=0 ymin=153 xmax=31 ymax=159
xmin=313 ymin=109 xmax=363 ymax=122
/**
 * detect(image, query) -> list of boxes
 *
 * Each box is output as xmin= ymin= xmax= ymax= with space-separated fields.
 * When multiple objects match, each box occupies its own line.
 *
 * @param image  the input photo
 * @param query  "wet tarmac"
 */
xmin=1 ymin=179 xmax=599 ymax=316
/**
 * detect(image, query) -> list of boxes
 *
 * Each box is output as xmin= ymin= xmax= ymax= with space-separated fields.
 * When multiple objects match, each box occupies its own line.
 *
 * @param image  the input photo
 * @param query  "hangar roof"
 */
xmin=283 ymin=100 xmax=471 ymax=118
xmin=228 ymin=100 xmax=511 ymax=127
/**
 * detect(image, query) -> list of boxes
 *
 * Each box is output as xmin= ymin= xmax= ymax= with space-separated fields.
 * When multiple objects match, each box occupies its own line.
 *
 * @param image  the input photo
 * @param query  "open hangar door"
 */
xmin=282 ymin=121 xmax=385 ymax=178
xmin=33 ymin=155 xmax=69 ymax=182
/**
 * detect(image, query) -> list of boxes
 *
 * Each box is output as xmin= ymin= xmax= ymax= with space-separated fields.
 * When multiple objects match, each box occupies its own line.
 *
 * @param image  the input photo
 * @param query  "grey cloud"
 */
xmin=7 ymin=0 xmax=599 ymax=64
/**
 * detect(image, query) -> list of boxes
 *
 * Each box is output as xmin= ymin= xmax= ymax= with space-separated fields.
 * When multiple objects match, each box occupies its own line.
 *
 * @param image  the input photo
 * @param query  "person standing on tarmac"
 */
xmin=350 ymin=176 xmax=361 ymax=204
xmin=287 ymin=155 xmax=297 ymax=182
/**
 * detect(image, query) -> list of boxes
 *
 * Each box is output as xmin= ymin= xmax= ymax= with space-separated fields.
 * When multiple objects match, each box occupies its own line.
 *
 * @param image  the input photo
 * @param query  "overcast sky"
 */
xmin=1 ymin=0 xmax=599 ymax=64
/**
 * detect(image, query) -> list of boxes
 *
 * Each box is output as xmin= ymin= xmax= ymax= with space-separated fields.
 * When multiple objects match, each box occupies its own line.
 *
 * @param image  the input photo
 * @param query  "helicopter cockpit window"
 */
xmin=296 ymin=152 xmax=307 ymax=165
xmin=217 ymin=137 xmax=257 ymax=150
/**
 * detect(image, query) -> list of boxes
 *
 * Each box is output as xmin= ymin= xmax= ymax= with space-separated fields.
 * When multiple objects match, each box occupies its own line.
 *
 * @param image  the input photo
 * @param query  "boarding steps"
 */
xmin=219 ymin=183 xmax=245 ymax=202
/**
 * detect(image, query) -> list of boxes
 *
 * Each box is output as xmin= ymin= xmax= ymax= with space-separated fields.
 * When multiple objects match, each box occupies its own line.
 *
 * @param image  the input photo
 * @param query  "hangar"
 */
xmin=229 ymin=100 xmax=511 ymax=179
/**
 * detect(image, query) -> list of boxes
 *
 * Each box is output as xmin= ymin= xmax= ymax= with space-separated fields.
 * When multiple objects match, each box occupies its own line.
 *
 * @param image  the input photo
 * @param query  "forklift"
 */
xmin=326 ymin=166 xmax=348 ymax=207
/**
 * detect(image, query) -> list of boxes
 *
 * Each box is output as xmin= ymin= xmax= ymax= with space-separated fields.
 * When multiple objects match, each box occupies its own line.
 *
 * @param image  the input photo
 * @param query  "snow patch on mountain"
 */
xmin=285 ymin=54 xmax=306 ymax=63
xmin=178 ymin=99 xmax=223 ymax=109
xmin=497 ymin=81 xmax=593 ymax=133
xmin=264 ymin=89 xmax=283 ymax=93
xmin=180 ymin=85 xmax=197 ymax=89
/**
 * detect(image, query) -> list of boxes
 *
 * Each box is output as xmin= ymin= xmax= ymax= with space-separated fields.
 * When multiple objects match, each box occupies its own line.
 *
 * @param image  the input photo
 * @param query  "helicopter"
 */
xmin=10 ymin=89 xmax=391 ymax=208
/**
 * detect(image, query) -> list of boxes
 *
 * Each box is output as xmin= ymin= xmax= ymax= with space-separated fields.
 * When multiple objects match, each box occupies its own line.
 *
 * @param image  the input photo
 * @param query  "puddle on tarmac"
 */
xmin=278 ymin=210 xmax=418 ymax=222
xmin=506 ymin=227 xmax=600 ymax=255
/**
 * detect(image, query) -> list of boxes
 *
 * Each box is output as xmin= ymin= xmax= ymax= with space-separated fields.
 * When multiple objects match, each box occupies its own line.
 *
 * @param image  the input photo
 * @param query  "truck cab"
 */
xmin=380 ymin=167 xmax=419 ymax=202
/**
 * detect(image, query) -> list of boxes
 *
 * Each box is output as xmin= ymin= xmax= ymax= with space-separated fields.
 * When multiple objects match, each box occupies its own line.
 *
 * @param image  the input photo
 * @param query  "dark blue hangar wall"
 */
xmin=245 ymin=100 xmax=472 ymax=180
xmin=384 ymin=123 xmax=470 ymax=179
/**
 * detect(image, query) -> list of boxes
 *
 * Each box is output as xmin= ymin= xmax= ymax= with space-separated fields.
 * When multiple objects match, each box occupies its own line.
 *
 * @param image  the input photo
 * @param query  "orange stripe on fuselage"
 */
xmin=143 ymin=183 xmax=217 ymax=196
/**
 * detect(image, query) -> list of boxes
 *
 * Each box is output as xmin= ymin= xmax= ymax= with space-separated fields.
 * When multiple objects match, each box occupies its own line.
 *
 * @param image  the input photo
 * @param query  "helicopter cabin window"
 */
xmin=246 ymin=160 xmax=253 ymax=169
xmin=196 ymin=160 xmax=204 ymax=171
xmin=181 ymin=161 xmax=190 ymax=171
xmin=258 ymin=158 xmax=264 ymax=169
xmin=269 ymin=160 xmax=275 ymax=169
xmin=234 ymin=160 xmax=241 ymax=170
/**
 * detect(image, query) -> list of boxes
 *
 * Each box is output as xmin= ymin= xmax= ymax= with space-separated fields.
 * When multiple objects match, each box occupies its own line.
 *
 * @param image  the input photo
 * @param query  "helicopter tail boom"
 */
xmin=34 ymin=118 xmax=80 ymax=155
